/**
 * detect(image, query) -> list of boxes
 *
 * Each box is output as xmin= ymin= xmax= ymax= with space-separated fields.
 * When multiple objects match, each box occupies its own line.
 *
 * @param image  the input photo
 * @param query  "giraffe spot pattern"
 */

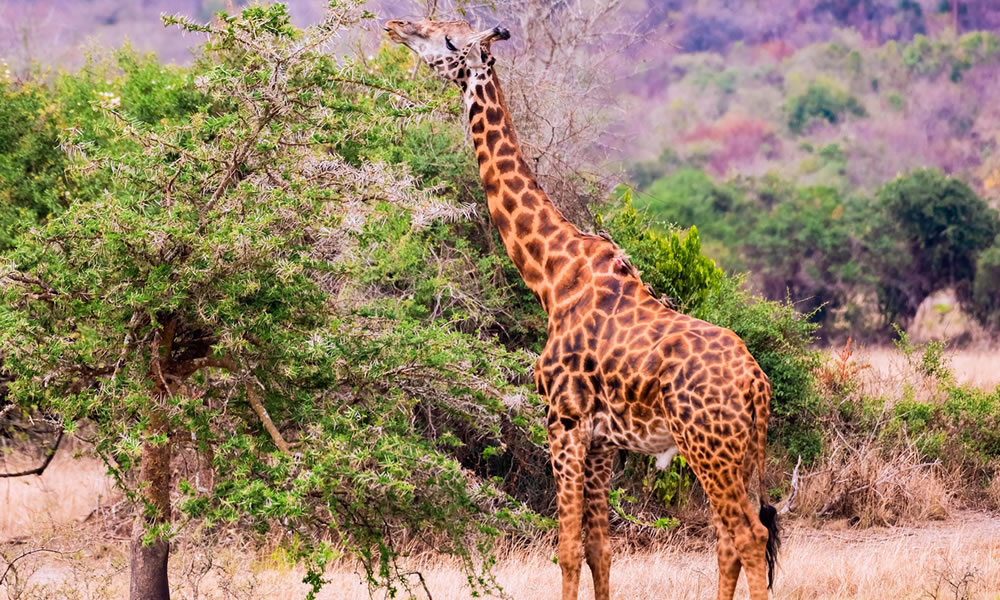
xmin=388 ymin=22 xmax=779 ymax=598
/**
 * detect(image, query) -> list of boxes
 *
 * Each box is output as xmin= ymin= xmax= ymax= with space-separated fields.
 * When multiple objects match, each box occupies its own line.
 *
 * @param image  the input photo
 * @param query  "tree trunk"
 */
xmin=129 ymin=410 xmax=171 ymax=600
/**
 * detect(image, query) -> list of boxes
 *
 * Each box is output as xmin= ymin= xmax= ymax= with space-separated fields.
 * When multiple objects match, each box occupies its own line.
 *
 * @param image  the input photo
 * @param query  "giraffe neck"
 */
xmin=463 ymin=67 xmax=582 ymax=314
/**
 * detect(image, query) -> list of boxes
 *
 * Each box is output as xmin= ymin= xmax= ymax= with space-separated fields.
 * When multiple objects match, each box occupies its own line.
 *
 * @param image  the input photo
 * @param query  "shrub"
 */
xmin=597 ymin=189 xmax=725 ymax=310
xmin=0 ymin=79 xmax=65 ymax=250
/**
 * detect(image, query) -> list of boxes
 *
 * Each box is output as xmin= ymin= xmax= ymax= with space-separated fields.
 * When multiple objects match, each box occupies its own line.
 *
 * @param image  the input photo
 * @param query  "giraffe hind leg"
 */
xmin=712 ymin=509 xmax=742 ymax=600
xmin=583 ymin=447 xmax=614 ymax=600
xmin=686 ymin=446 xmax=771 ymax=600
xmin=718 ymin=485 xmax=772 ymax=600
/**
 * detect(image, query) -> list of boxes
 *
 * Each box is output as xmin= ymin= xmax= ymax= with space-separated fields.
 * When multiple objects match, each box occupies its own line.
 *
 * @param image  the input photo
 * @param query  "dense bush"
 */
xmin=0 ymin=50 xmax=205 ymax=252
xmin=807 ymin=335 xmax=1000 ymax=521
xmin=596 ymin=190 xmax=725 ymax=310
xmin=0 ymin=79 xmax=67 ymax=250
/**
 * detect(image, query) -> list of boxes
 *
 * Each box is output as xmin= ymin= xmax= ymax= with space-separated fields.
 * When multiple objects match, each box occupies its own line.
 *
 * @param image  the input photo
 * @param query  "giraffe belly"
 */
xmin=654 ymin=446 xmax=679 ymax=470
xmin=603 ymin=417 xmax=680 ymax=464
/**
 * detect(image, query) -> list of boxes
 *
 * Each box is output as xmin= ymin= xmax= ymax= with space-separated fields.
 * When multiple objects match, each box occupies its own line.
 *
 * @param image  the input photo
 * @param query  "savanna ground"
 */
xmin=4 ymin=346 xmax=999 ymax=600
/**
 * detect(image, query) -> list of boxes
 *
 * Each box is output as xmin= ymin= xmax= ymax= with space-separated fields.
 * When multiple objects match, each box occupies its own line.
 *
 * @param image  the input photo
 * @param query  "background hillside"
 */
xmin=6 ymin=0 xmax=1000 ymax=341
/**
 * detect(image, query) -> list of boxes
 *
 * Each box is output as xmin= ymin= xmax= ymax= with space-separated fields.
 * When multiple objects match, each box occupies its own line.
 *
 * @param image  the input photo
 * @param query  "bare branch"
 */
xmin=0 ymin=547 xmax=74 ymax=585
xmin=0 ymin=430 xmax=63 ymax=478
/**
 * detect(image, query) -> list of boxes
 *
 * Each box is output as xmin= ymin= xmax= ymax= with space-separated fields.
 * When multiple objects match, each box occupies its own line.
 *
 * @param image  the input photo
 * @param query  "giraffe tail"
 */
xmin=752 ymin=377 xmax=780 ymax=589
xmin=759 ymin=500 xmax=780 ymax=589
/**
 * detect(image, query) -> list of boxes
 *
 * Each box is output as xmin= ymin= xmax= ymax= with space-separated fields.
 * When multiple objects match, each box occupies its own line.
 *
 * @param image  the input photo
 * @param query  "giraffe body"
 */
xmin=386 ymin=19 xmax=780 ymax=600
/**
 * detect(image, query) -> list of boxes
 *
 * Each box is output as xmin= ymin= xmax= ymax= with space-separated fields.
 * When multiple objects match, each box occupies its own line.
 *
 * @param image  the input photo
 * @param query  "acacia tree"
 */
xmin=0 ymin=4 xmax=535 ymax=598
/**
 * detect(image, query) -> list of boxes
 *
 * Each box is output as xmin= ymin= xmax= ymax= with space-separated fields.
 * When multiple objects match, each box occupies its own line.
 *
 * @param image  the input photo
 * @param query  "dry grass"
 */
xmin=322 ymin=518 xmax=1000 ymax=599
xmin=858 ymin=346 xmax=1000 ymax=391
xmin=800 ymin=344 xmax=1000 ymax=522
xmin=2 ymin=451 xmax=999 ymax=599
xmin=2 ymin=452 xmax=999 ymax=600
xmin=3 ymin=514 xmax=1000 ymax=599
xmin=795 ymin=441 xmax=953 ymax=527
xmin=0 ymin=440 xmax=120 ymax=542
xmin=4 ymin=346 xmax=1000 ymax=598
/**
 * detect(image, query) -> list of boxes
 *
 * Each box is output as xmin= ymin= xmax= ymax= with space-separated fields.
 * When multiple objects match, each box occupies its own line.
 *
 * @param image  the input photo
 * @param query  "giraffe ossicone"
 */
xmin=386 ymin=18 xmax=782 ymax=600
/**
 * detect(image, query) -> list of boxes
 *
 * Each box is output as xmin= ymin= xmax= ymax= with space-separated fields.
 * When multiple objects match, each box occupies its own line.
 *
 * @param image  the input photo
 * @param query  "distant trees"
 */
xmin=786 ymin=81 xmax=867 ymax=134
xmin=629 ymin=165 xmax=1000 ymax=340
xmin=871 ymin=169 xmax=999 ymax=325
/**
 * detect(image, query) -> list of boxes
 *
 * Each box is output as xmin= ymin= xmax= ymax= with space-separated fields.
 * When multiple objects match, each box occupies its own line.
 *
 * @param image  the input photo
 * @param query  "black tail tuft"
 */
xmin=759 ymin=502 xmax=781 ymax=590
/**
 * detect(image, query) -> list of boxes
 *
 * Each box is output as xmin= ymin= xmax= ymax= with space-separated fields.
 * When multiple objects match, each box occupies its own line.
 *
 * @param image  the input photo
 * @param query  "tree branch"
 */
xmin=175 ymin=356 xmax=291 ymax=453
xmin=246 ymin=383 xmax=291 ymax=454
xmin=0 ymin=430 xmax=63 ymax=478
xmin=0 ymin=547 xmax=75 ymax=585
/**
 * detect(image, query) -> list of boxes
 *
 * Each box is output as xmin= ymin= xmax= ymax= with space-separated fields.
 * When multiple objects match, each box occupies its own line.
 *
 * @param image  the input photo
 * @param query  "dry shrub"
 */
xmin=796 ymin=437 xmax=952 ymax=527
xmin=986 ymin=475 xmax=1000 ymax=510
xmin=815 ymin=336 xmax=870 ymax=395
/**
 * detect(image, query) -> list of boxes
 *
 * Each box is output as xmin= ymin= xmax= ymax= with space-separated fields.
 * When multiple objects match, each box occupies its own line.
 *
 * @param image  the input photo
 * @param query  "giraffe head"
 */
xmin=384 ymin=19 xmax=510 ymax=85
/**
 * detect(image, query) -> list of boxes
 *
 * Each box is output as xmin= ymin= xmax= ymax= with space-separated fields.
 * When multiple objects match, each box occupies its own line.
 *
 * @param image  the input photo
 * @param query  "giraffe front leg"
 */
xmin=548 ymin=420 xmax=589 ymax=600
xmin=583 ymin=447 xmax=614 ymax=600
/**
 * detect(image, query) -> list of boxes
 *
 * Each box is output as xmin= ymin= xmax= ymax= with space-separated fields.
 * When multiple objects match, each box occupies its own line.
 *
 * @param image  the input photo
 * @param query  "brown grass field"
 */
xmin=3 ymin=346 xmax=1000 ymax=599
xmin=859 ymin=345 xmax=1000 ymax=391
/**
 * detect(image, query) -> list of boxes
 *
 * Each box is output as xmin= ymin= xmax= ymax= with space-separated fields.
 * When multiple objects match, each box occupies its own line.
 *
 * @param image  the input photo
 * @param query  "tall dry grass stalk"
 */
xmin=795 ymin=440 xmax=952 ymax=527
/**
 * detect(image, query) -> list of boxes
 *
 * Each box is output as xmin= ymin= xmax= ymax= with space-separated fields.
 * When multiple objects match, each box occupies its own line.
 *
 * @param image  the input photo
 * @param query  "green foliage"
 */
xmin=903 ymin=32 xmax=1000 ymax=81
xmin=0 ymin=49 xmax=205 ymax=253
xmin=743 ymin=181 xmax=860 ymax=320
xmin=873 ymin=169 xmax=999 ymax=324
xmin=630 ymin=157 xmax=1000 ymax=337
xmin=0 ymin=5 xmax=544 ymax=596
xmin=0 ymin=80 xmax=66 ymax=250
xmin=786 ymin=81 xmax=867 ymax=133
xmin=635 ymin=169 xmax=744 ymax=253
xmin=596 ymin=189 xmax=725 ymax=310
xmin=942 ymin=384 xmax=1000 ymax=462
xmin=971 ymin=237 xmax=1000 ymax=328
xmin=646 ymin=456 xmax=693 ymax=508
xmin=608 ymin=488 xmax=679 ymax=530
xmin=861 ymin=334 xmax=1000 ymax=478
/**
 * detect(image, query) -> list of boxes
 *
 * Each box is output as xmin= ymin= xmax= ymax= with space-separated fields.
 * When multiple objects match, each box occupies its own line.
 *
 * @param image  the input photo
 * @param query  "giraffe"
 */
xmin=385 ymin=19 xmax=781 ymax=600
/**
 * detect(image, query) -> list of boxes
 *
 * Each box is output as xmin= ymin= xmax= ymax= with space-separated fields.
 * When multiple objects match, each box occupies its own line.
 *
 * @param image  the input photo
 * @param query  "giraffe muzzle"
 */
xmin=491 ymin=26 xmax=511 ymax=41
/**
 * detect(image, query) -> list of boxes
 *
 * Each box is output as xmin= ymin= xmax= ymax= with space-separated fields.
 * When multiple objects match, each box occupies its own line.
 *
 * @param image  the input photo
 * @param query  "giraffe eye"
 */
xmin=445 ymin=36 xmax=458 ymax=52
